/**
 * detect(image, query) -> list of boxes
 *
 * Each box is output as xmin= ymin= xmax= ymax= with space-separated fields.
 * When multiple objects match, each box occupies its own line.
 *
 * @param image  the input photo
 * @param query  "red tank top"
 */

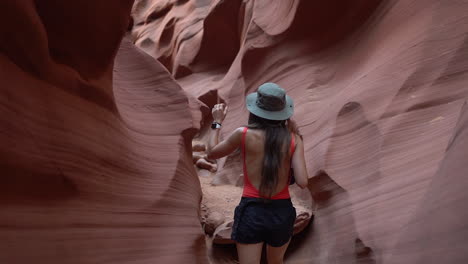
xmin=241 ymin=127 xmax=295 ymax=199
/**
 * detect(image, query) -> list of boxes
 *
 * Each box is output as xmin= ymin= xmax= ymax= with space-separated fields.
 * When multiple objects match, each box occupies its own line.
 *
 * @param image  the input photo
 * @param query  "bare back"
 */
xmin=243 ymin=128 xmax=295 ymax=196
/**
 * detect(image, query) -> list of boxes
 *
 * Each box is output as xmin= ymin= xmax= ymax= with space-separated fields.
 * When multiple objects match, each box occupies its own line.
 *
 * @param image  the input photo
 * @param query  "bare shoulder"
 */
xmin=294 ymin=133 xmax=303 ymax=147
xmin=226 ymin=127 xmax=245 ymax=143
xmin=295 ymin=133 xmax=303 ymax=142
xmin=232 ymin=127 xmax=245 ymax=137
xmin=234 ymin=127 xmax=246 ymax=134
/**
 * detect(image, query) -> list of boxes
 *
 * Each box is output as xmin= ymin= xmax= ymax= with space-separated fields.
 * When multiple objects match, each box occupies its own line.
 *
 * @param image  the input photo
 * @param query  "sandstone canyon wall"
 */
xmin=132 ymin=0 xmax=468 ymax=263
xmin=1 ymin=0 xmax=468 ymax=263
xmin=1 ymin=1 xmax=207 ymax=263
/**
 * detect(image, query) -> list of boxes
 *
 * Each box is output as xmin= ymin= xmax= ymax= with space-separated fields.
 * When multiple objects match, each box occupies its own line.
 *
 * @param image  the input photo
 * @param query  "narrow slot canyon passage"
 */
xmin=2 ymin=0 xmax=468 ymax=263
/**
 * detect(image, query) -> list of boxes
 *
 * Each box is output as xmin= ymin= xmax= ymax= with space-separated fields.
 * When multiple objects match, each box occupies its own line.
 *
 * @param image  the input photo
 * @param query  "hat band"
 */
xmin=256 ymin=93 xmax=285 ymax=111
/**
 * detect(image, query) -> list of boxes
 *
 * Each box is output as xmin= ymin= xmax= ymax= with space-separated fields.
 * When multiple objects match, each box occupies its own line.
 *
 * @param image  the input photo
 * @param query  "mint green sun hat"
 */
xmin=246 ymin=82 xmax=294 ymax=120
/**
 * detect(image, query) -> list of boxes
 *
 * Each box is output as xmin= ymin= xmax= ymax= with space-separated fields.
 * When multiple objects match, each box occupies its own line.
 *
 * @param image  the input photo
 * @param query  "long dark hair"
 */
xmin=247 ymin=113 xmax=295 ymax=198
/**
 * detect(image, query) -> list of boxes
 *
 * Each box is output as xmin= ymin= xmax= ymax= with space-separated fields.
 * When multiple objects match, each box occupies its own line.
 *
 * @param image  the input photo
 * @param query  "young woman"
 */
xmin=206 ymin=82 xmax=309 ymax=264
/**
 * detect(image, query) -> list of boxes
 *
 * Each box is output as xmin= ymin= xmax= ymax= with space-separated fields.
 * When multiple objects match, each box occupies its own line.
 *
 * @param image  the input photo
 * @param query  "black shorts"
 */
xmin=231 ymin=197 xmax=296 ymax=247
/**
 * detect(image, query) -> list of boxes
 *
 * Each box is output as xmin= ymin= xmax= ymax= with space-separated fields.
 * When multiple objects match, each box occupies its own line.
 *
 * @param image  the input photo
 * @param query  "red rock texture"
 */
xmin=1 ymin=1 xmax=207 ymax=263
xmin=2 ymin=0 xmax=468 ymax=263
xmin=132 ymin=0 xmax=468 ymax=263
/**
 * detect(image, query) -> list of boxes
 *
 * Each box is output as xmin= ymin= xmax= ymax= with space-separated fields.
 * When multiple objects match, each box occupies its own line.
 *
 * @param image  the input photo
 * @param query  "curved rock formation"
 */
xmin=2 ymin=0 xmax=468 ymax=263
xmin=1 ymin=1 xmax=207 ymax=263
xmin=133 ymin=0 xmax=468 ymax=263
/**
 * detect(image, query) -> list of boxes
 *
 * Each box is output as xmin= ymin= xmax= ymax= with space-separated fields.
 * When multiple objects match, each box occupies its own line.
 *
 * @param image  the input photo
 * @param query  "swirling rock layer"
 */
xmin=1 ymin=1 xmax=206 ymax=263
xmin=1 ymin=0 xmax=468 ymax=263
xmin=133 ymin=0 xmax=468 ymax=263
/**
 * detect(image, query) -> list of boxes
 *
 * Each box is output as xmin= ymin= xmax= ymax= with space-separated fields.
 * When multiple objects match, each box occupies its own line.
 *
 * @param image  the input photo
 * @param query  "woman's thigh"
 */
xmin=266 ymin=239 xmax=291 ymax=264
xmin=236 ymin=242 xmax=264 ymax=264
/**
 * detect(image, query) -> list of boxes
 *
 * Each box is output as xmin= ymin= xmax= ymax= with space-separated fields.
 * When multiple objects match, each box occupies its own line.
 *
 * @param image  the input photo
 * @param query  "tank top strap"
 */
xmin=241 ymin=127 xmax=251 ymax=184
xmin=241 ymin=127 xmax=248 ymax=161
xmin=290 ymin=133 xmax=295 ymax=155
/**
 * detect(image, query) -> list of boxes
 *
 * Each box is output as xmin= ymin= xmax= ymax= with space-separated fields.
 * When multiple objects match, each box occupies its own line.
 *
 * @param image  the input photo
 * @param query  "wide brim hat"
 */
xmin=246 ymin=82 xmax=294 ymax=120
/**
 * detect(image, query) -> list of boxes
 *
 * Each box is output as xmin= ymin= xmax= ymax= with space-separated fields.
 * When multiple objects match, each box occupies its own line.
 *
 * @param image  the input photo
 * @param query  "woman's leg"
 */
xmin=236 ymin=242 xmax=264 ymax=264
xmin=266 ymin=239 xmax=291 ymax=264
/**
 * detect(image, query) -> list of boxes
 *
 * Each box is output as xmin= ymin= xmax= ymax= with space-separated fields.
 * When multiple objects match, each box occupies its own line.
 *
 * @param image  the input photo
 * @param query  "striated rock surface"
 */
xmin=133 ymin=0 xmax=468 ymax=263
xmin=2 ymin=0 xmax=468 ymax=263
xmin=0 ymin=1 xmax=207 ymax=263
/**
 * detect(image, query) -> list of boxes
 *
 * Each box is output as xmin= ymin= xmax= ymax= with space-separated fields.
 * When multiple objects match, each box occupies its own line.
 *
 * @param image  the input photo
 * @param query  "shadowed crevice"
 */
xmin=191 ymin=0 xmax=243 ymax=73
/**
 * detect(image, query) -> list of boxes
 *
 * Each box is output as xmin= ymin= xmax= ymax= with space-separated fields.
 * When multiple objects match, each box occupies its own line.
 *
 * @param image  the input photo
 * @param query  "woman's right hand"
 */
xmin=212 ymin=103 xmax=228 ymax=124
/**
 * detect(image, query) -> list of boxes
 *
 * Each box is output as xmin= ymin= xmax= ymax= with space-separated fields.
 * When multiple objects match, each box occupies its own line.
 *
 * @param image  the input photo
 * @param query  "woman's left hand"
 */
xmin=212 ymin=103 xmax=228 ymax=123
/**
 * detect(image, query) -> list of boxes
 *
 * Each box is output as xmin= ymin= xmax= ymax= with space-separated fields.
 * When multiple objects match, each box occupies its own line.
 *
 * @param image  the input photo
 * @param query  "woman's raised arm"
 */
xmin=206 ymin=103 xmax=242 ymax=160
